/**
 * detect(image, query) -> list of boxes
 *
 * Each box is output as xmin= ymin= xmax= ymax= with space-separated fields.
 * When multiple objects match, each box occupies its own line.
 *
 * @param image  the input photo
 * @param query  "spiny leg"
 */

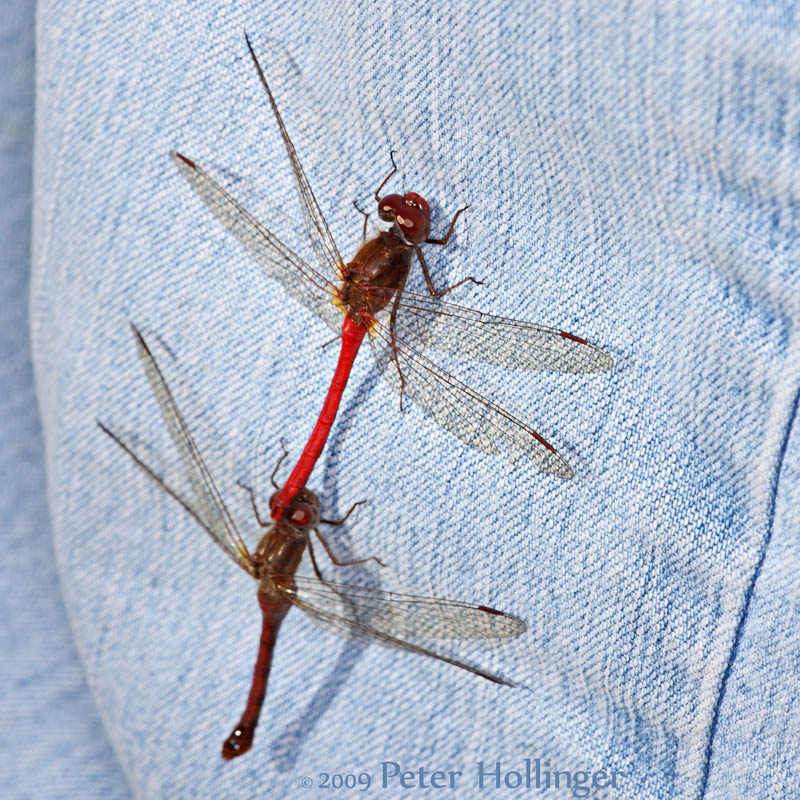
xmin=315 ymin=528 xmax=386 ymax=568
xmin=270 ymin=440 xmax=290 ymax=489
xmin=353 ymin=200 xmax=370 ymax=243
xmin=237 ymin=481 xmax=271 ymax=528
xmin=387 ymin=274 xmax=409 ymax=409
xmin=319 ymin=499 xmax=368 ymax=527
xmin=373 ymin=150 xmax=398 ymax=202
xmin=413 ymin=240 xmax=484 ymax=297
xmin=426 ymin=204 xmax=469 ymax=246
xmin=418 ymin=205 xmax=483 ymax=295
xmin=307 ymin=537 xmax=354 ymax=611
xmin=307 ymin=535 xmax=326 ymax=583
xmin=320 ymin=332 xmax=343 ymax=351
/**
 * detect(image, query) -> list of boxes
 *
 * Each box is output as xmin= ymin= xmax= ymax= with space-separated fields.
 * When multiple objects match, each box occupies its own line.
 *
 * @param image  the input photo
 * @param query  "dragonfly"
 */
xmin=98 ymin=324 xmax=527 ymax=759
xmin=173 ymin=34 xmax=613 ymax=519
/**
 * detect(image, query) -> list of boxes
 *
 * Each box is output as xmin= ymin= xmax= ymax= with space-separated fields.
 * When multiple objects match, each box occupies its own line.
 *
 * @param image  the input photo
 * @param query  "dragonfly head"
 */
xmin=269 ymin=488 xmax=321 ymax=530
xmin=377 ymin=192 xmax=431 ymax=243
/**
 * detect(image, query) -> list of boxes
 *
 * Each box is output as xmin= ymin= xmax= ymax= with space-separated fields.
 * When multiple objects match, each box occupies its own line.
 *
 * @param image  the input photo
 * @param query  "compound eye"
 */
xmin=377 ymin=193 xmax=430 ymax=242
xmin=395 ymin=206 xmax=430 ymax=242
xmin=401 ymin=193 xmax=431 ymax=242
xmin=378 ymin=193 xmax=404 ymax=223
xmin=288 ymin=501 xmax=319 ymax=529
xmin=403 ymin=192 xmax=430 ymax=216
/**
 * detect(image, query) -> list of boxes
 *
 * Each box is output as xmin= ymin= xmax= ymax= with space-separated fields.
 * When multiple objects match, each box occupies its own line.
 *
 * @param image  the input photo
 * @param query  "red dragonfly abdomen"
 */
xmin=270 ymin=234 xmax=412 ymax=520
xmin=221 ymin=599 xmax=291 ymax=760
xmin=270 ymin=317 xmax=367 ymax=519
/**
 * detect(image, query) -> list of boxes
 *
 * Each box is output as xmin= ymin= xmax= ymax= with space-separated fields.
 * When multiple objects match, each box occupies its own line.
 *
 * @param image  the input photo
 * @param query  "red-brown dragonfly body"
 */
xmin=227 ymin=597 xmax=289 ymax=759
xmin=99 ymin=325 xmax=527 ymax=760
xmin=174 ymin=34 xmax=614 ymax=521
xmin=268 ymin=190 xmax=453 ymax=514
xmin=268 ymin=317 xmax=366 ymax=515
xmin=341 ymin=221 xmax=421 ymax=322
xmin=220 ymin=485 xmax=315 ymax=759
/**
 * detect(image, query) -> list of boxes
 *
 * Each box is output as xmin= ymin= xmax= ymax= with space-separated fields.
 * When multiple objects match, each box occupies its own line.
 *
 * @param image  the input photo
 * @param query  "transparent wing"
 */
xmin=172 ymin=152 xmax=343 ymax=333
xmin=276 ymin=575 xmax=526 ymax=685
xmin=389 ymin=289 xmax=614 ymax=372
xmin=284 ymin=576 xmax=527 ymax=639
xmin=368 ymin=319 xmax=574 ymax=478
xmin=242 ymin=35 xmax=612 ymax=377
xmin=97 ymin=422 xmax=252 ymax=574
xmin=244 ymin=35 xmax=347 ymax=293
xmin=122 ymin=325 xmax=253 ymax=571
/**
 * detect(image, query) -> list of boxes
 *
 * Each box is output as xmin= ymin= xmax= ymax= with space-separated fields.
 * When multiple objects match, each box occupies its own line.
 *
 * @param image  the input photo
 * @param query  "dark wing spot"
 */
xmin=560 ymin=331 xmax=588 ymax=345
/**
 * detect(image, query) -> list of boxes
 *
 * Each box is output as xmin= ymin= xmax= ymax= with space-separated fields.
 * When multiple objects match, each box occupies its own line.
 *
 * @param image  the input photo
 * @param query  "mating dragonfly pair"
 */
xmin=99 ymin=34 xmax=613 ymax=759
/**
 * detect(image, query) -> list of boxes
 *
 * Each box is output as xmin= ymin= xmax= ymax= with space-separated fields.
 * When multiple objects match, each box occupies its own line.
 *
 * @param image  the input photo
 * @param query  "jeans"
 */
xmin=18 ymin=1 xmax=800 ymax=797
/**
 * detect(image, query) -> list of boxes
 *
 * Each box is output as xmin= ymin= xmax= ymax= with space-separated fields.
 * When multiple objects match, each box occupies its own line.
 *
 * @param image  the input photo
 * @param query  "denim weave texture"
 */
xmin=18 ymin=0 xmax=800 ymax=798
xmin=1 ymin=1 xmax=129 ymax=797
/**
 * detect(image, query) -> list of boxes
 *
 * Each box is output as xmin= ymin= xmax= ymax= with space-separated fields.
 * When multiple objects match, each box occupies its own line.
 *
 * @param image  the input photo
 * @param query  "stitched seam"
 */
xmin=698 ymin=381 xmax=800 ymax=797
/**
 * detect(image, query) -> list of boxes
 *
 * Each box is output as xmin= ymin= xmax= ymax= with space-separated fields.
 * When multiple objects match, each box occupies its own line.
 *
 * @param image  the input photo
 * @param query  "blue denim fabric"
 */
xmin=0 ymin=2 xmax=129 ymax=798
xmin=30 ymin=1 xmax=799 ymax=798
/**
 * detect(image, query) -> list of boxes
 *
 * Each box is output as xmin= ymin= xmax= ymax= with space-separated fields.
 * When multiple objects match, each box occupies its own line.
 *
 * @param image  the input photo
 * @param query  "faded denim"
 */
xmin=23 ymin=1 xmax=800 ymax=798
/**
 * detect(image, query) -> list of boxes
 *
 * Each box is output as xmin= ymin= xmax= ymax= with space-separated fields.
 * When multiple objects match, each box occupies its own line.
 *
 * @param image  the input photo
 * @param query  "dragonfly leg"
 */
xmin=388 ymin=276 xmax=408 ymax=410
xmin=320 ymin=332 xmax=343 ymax=351
xmin=319 ymin=499 xmax=367 ymax=527
xmin=353 ymin=200 xmax=370 ymax=243
xmin=306 ymin=539 xmax=360 ymax=612
xmin=237 ymin=481 xmax=272 ymax=528
xmin=314 ymin=528 xmax=386 ymax=568
xmin=373 ymin=150 xmax=398 ymax=202
xmin=413 ymin=240 xmax=484 ymax=297
xmin=307 ymin=536 xmax=326 ymax=582
xmin=425 ymin=204 xmax=469 ymax=246
xmin=270 ymin=441 xmax=290 ymax=489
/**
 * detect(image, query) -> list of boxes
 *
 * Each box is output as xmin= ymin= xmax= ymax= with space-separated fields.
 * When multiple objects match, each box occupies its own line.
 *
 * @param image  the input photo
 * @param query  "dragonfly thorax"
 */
xmin=253 ymin=519 xmax=308 ymax=585
xmin=341 ymin=232 xmax=415 ymax=321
